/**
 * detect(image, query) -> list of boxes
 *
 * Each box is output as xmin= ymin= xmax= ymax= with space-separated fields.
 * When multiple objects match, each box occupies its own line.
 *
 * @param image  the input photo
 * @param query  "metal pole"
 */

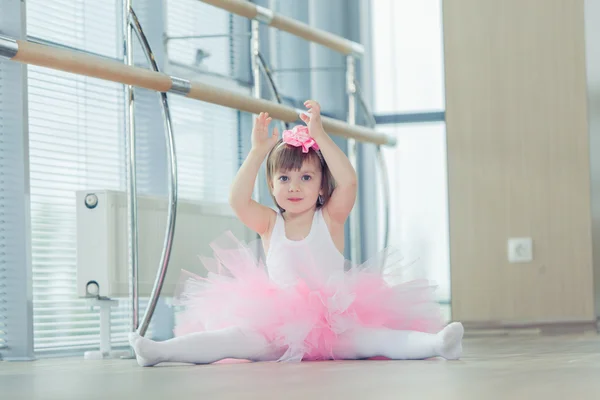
xmin=251 ymin=20 xmax=261 ymax=106
xmin=128 ymin=8 xmax=180 ymax=337
xmin=256 ymin=53 xmax=289 ymax=131
xmin=251 ymin=19 xmax=263 ymax=206
xmin=354 ymin=79 xmax=391 ymax=250
xmin=123 ymin=0 xmax=139 ymax=332
xmin=346 ymin=55 xmax=361 ymax=264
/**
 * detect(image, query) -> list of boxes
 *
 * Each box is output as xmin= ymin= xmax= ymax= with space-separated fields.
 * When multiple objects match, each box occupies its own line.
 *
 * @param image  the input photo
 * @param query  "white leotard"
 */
xmin=265 ymin=209 xmax=345 ymax=287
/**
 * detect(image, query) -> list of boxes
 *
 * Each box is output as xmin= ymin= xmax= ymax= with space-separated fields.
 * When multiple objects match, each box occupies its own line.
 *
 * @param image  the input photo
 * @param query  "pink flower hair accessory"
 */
xmin=282 ymin=125 xmax=319 ymax=153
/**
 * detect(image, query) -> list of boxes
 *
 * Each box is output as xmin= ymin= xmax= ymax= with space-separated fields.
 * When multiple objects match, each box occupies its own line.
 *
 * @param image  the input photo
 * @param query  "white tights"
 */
xmin=128 ymin=323 xmax=464 ymax=367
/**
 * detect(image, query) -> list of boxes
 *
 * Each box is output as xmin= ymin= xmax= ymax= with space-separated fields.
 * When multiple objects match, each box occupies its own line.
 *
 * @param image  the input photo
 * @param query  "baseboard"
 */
xmin=459 ymin=319 xmax=598 ymax=337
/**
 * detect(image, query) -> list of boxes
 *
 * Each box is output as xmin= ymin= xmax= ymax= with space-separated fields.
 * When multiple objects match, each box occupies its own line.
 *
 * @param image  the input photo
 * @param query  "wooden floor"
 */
xmin=2 ymin=333 xmax=600 ymax=399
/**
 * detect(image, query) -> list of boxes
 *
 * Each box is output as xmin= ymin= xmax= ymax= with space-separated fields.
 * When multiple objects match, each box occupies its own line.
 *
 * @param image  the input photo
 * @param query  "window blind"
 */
xmin=27 ymin=68 xmax=134 ymax=354
xmin=25 ymin=0 xmax=246 ymax=355
xmin=170 ymin=96 xmax=239 ymax=202
xmin=166 ymin=0 xmax=246 ymax=202
xmin=0 ymin=62 xmax=7 ymax=353
xmin=25 ymin=0 xmax=139 ymax=355
xmin=269 ymin=0 xmax=312 ymax=105
xmin=27 ymin=0 xmax=120 ymax=59
xmin=166 ymin=0 xmax=237 ymax=77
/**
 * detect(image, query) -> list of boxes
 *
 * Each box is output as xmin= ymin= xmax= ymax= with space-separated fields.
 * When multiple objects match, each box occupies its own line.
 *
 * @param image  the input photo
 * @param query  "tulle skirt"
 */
xmin=172 ymin=231 xmax=445 ymax=362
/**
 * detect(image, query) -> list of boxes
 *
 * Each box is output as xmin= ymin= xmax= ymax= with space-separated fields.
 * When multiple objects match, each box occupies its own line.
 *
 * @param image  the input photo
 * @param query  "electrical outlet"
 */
xmin=508 ymin=238 xmax=533 ymax=263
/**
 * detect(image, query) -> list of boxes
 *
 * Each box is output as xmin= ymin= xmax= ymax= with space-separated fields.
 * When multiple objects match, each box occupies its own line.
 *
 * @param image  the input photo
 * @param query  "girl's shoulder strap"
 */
xmin=312 ymin=208 xmax=329 ymax=236
xmin=269 ymin=210 xmax=285 ymax=242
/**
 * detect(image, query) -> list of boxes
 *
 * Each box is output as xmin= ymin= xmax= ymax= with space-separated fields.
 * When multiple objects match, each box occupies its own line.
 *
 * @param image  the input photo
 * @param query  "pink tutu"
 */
xmin=172 ymin=231 xmax=444 ymax=362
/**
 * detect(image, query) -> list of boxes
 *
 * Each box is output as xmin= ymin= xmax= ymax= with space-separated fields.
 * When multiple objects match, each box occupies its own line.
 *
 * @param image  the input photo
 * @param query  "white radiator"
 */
xmin=75 ymin=190 xmax=255 ymax=298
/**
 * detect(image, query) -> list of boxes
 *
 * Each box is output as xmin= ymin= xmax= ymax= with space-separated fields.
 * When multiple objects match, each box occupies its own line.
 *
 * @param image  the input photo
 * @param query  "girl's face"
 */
xmin=271 ymin=158 xmax=323 ymax=214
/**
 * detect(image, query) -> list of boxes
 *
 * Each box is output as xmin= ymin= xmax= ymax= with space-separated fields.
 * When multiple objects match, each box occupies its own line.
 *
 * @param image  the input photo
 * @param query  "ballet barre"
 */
xmin=0 ymin=36 xmax=393 ymax=146
xmin=198 ymin=0 xmax=364 ymax=56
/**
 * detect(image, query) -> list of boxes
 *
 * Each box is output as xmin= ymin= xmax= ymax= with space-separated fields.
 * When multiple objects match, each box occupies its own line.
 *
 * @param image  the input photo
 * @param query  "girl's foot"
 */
xmin=128 ymin=332 xmax=163 ymax=367
xmin=436 ymin=322 xmax=464 ymax=360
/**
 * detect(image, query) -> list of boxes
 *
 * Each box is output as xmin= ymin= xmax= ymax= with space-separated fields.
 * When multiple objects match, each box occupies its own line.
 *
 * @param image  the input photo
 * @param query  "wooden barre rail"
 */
xmin=0 ymin=36 xmax=394 ymax=146
xmin=198 ymin=0 xmax=364 ymax=56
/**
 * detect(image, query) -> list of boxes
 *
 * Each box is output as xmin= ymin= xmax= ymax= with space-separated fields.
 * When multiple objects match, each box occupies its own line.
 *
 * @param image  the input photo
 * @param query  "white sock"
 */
xmin=128 ymin=327 xmax=276 ymax=367
xmin=338 ymin=322 xmax=464 ymax=360
xmin=436 ymin=322 xmax=464 ymax=360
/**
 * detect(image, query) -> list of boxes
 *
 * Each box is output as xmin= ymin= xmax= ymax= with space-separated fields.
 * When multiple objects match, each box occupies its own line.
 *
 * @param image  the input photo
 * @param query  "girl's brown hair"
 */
xmin=266 ymin=139 xmax=335 ymax=212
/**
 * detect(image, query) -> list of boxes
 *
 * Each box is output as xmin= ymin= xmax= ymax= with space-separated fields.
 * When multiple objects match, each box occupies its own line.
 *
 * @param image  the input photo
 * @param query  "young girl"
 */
xmin=128 ymin=100 xmax=464 ymax=366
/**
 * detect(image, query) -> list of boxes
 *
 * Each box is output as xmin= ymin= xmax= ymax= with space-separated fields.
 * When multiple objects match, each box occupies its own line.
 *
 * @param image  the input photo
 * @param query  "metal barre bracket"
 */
xmin=168 ymin=76 xmax=191 ymax=95
xmin=350 ymin=41 xmax=365 ymax=57
xmin=0 ymin=34 xmax=18 ymax=59
xmin=255 ymin=5 xmax=274 ymax=24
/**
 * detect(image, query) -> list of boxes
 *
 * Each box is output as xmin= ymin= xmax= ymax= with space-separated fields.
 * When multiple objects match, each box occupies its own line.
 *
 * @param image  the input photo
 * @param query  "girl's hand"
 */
xmin=252 ymin=112 xmax=279 ymax=154
xmin=299 ymin=100 xmax=325 ymax=139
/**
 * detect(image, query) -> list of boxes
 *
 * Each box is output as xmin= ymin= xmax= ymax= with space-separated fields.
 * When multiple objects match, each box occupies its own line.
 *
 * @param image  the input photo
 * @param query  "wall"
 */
xmin=443 ymin=0 xmax=596 ymax=324
xmin=585 ymin=0 xmax=600 ymax=318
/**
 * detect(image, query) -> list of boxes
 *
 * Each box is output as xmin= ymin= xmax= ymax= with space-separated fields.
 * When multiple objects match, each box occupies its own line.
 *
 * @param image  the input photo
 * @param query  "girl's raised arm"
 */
xmin=300 ymin=100 xmax=358 ymax=224
xmin=229 ymin=112 xmax=278 ymax=236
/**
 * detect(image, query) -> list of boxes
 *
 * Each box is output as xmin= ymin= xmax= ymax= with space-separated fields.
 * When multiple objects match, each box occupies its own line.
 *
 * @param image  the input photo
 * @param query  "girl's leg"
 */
xmin=128 ymin=327 xmax=280 ymax=367
xmin=334 ymin=322 xmax=464 ymax=361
